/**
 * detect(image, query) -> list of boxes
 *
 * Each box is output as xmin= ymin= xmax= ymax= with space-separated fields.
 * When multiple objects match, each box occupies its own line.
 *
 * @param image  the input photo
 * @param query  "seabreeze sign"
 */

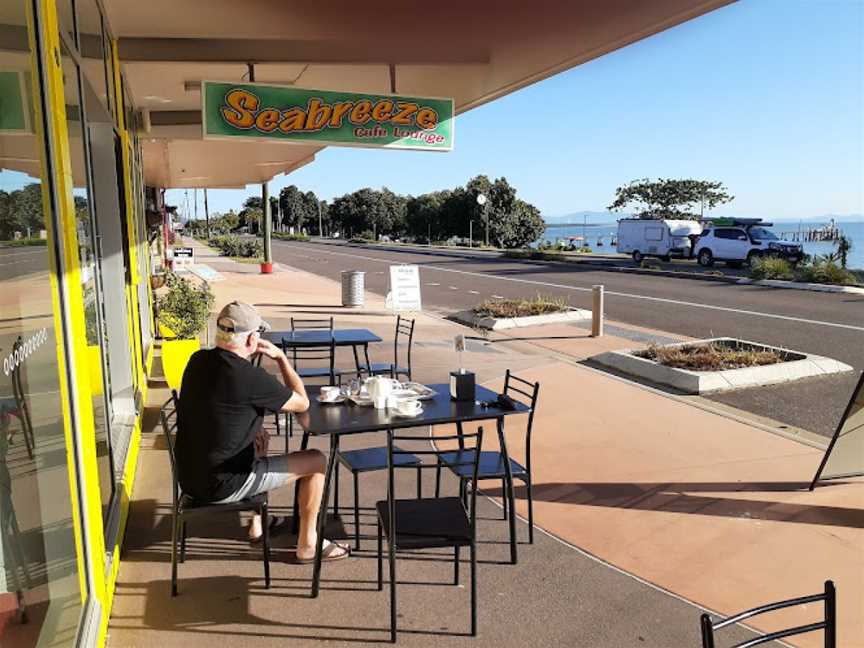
xmin=202 ymin=81 xmax=453 ymax=152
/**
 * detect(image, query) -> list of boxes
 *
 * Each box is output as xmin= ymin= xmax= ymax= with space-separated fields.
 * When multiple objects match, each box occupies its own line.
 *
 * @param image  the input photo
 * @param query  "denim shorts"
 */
xmin=214 ymin=454 xmax=298 ymax=503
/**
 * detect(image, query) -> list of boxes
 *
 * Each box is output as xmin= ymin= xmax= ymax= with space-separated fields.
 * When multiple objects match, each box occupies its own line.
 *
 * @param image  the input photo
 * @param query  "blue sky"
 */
xmin=168 ymin=0 xmax=864 ymax=222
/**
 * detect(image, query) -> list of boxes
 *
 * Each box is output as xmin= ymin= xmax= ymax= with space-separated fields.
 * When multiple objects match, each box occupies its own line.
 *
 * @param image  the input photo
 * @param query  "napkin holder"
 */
xmin=450 ymin=370 xmax=475 ymax=402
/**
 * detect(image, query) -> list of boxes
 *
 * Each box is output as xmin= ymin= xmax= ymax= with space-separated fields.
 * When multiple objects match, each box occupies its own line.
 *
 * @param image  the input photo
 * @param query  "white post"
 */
xmin=591 ymin=285 xmax=604 ymax=337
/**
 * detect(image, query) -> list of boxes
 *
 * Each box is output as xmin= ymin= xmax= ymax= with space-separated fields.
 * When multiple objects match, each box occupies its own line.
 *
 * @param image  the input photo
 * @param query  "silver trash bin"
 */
xmin=341 ymin=270 xmax=365 ymax=308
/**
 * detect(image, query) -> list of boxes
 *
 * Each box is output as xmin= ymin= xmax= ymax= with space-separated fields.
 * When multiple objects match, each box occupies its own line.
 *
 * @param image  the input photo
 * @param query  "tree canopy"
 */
xmin=607 ymin=178 xmax=733 ymax=220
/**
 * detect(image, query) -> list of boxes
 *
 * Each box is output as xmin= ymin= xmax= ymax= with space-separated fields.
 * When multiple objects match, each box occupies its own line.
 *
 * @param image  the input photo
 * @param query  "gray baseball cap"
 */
xmin=216 ymin=301 xmax=270 ymax=334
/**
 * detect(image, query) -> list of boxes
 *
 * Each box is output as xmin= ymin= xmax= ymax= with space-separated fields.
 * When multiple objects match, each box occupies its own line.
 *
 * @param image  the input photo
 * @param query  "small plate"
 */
xmin=317 ymin=394 xmax=346 ymax=404
xmin=392 ymin=406 xmax=424 ymax=418
xmin=348 ymin=396 xmax=374 ymax=407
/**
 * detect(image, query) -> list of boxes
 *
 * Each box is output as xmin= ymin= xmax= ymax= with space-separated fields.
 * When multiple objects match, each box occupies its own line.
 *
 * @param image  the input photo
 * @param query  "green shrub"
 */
xmin=2 ymin=238 xmax=47 ymax=247
xmin=749 ymin=257 xmax=794 ymax=280
xmin=573 ymin=246 xmax=592 ymax=254
xmin=157 ymin=273 xmax=214 ymax=340
xmin=273 ymin=232 xmax=310 ymax=242
xmin=208 ymin=234 xmax=262 ymax=258
xmin=640 ymin=259 xmax=662 ymax=270
xmin=795 ymin=257 xmax=857 ymax=285
xmin=474 ymin=294 xmax=568 ymax=318
xmin=358 ymin=230 xmax=375 ymax=241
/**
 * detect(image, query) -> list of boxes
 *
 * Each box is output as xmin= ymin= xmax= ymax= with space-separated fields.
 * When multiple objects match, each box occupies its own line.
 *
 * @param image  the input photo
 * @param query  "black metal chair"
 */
xmin=700 ymin=580 xmax=836 ymax=647
xmin=3 ymin=337 xmax=34 ymax=459
xmin=377 ymin=427 xmax=484 ymax=642
xmin=357 ymin=315 xmax=415 ymax=380
xmin=289 ymin=317 xmax=343 ymax=385
xmin=161 ymin=390 xmax=271 ymax=596
xmin=435 ymin=370 xmax=540 ymax=550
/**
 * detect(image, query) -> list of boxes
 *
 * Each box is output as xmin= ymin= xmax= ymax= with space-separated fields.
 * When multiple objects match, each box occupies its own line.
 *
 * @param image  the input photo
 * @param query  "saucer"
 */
xmin=392 ymin=405 xmax=424 ymax=418
xmin=316 ymin=394 xmax=346 ymax=404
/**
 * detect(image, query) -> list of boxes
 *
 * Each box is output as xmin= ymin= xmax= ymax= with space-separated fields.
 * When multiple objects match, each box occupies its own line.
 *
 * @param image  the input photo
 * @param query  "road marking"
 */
xmin=468 ymin=290 xmax=480 ymax=295
xmin=278 ymin=244 xmax=864 ymax=333
xmin=492 ymin=294 xmax=504 ymax=299
xmin=426 ymin=282 xmax=440 ymax=286
xmin=449 ymin=285 xmax=459 ymax=290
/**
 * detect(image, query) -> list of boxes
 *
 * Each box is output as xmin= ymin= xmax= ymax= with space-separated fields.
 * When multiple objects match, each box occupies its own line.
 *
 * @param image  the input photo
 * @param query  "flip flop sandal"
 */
xmin=249 ymin=515 xmax=289 ymax=544
xmin=295 ymin=541 xmax=350 ymax=564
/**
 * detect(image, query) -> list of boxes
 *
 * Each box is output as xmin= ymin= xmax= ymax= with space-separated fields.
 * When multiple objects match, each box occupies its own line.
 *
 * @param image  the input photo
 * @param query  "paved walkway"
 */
xmin=108 ymin=244 xmax=862 ymax=647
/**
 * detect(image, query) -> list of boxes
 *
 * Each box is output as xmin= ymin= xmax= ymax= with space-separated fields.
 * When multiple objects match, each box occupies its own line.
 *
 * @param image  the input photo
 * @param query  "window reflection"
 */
xmin=0 ymin=3 xmax=83 ymax=645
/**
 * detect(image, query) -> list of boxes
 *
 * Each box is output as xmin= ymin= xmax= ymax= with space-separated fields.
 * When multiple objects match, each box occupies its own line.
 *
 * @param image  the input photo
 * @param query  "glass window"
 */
xmin=0 ymin=3 xmax=83 ymax=644
xmin=749 ymin=227 xmax=779 ymax=241
xmin=61 ymin=42 xmax=115 ymax=521
xmin=75 ymin=0 xmax=111 ymax=118
xmin=715 ymin=228 xmax=745 ymax=240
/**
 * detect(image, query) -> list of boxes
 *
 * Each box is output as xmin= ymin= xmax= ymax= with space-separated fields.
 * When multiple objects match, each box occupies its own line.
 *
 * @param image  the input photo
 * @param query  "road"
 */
xmin=0 ymin=246 xmax=48 ymax=280
xmin=271 ymin=240 xmax=864 ymax=437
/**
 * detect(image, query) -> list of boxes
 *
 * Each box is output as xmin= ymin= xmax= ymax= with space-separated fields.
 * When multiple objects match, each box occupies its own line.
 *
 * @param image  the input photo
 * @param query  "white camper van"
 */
xmin=616 ymin=219 xmax=704 ymax=263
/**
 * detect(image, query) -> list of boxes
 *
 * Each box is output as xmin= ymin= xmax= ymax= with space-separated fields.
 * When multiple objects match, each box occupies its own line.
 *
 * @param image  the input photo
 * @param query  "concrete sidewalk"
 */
xmin=108 ymin=244 xmax=861 ymax=647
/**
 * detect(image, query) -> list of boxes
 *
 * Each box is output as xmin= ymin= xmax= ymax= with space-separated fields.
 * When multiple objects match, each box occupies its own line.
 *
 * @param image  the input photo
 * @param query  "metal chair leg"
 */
xmin=526 ymin=477 xmax=534 ymax=544
xmin=170 ymin=511 xmax=179 ymax=596
xmin=416 ymin=466 xmax=422 ymax=499
xmin=377 ymin=519 xmax=383 ymax=591
xmin=454 ymin=546 xmax=460 ymax=585
xmin=501 ymin=478 xmax=508 ymax=520
xmin=275 ymin=412 xmax=281 ymax=436
xmin=470 ymin=541 xmax=477 ymax=636
xmin=179 ymin=521 xmax=188 ymax=563
xmin=434 ymin=462 xmax=442 ymax=498
xmin=262 ymin=502 xmax=271 ymax=589
xmin=354 ymin=471 xmax=361 ymax=551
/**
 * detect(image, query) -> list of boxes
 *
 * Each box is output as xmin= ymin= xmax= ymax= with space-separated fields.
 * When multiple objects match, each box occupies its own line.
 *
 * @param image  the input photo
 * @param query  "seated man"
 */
xmin=176 ymin=301 xmax=348 ymax=563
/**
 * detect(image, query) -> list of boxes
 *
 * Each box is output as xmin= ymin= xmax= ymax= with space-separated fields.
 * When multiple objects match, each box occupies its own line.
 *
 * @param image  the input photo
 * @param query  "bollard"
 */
xmin=341 ymin=271 xmax=365 ymax=308
xmin=591 ymin=285 xmax=604 ymax=337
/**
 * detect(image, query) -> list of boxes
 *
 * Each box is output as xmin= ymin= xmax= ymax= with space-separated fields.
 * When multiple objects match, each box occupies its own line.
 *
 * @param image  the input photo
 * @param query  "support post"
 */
xmin=204 ymin=187 xmax=210 ymax=239
xmin=484 ymin=201 xmax=490 ymax=247
xmin=261 ymin=182 xmax=273 ymax=274
xmin=591 ymin=285 xmax=604 ymax=337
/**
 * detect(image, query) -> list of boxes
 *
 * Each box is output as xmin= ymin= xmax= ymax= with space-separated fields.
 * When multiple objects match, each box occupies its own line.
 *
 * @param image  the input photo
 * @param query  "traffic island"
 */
xmin=451 ymin=295 xmax=591 ymax=331
xmin=593 ymin=337 xmax=853 ymax=394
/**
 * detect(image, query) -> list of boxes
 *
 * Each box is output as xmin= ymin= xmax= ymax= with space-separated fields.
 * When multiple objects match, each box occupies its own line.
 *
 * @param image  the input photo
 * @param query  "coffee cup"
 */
xmin=320 ymin=386 xmax=340 ymax=402
xmin=397 ymin=399 xmax=421 ymax=416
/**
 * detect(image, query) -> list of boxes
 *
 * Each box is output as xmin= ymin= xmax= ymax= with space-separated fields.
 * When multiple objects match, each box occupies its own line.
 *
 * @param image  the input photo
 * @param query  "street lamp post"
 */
xmin=477 ymin=193 xmax=488 ymax=247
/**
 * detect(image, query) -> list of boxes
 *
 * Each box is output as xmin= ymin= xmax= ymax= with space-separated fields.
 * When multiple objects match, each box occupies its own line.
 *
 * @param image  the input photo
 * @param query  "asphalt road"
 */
xmin=0 ymin=246 xmax=49 ymax=280
xmin=271 ymin=240 xmax=864 ymax=437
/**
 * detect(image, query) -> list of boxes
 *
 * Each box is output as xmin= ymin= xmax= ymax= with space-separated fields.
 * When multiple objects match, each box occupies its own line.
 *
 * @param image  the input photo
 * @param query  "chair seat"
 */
xmin=179 ymin=491 xmax=266 ymax=516
xmin=338 ymin=446 xmax=421 ymax=472
xmin=297 ymin=367 xmax=342 ymax=379
xmin=439 ymin=450 xmax=527 ymax=480
xmin=376 ymin=497 xmax=471 ymax=550
xmin=359 ymin=362 xmax=409 ymax=376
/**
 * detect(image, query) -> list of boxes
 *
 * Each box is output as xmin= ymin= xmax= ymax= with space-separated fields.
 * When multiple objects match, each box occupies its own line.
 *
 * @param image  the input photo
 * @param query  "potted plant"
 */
xmin=157 ymin=273 xmax=214 ymax=390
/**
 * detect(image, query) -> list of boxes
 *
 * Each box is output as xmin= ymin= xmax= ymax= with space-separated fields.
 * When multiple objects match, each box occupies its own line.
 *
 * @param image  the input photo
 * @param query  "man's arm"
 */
xmin=255 ymin=338 xmax=309 ymax=413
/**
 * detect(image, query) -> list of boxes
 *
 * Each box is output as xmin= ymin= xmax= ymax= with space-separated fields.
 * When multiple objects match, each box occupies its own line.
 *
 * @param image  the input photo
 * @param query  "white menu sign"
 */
xmin=389 ymin=264 xmax=422 ymax=312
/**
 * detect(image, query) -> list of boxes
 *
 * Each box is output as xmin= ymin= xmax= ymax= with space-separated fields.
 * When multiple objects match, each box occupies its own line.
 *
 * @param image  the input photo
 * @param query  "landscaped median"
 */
xmin=593 ymin=337 xmax=853 ymax=394
xmin=451 ymin=294 xmax=591 ymax=331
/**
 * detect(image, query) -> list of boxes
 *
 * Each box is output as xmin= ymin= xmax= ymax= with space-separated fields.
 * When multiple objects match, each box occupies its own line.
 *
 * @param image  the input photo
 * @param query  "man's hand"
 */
xmin=255 ymin=338 xmax=284 ymax=360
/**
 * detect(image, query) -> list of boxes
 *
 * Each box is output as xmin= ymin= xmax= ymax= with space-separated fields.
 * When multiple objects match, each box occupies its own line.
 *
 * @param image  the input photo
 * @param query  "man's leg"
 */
xmin=290 ymin=450 xmax=326 ymax=559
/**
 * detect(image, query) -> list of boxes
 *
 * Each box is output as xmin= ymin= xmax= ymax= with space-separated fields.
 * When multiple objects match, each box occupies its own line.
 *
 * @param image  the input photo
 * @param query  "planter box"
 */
xmin=593 ymin=337 xmax=853 ymax=394
xmin=452 ymin=308 xmax=591 ymax=331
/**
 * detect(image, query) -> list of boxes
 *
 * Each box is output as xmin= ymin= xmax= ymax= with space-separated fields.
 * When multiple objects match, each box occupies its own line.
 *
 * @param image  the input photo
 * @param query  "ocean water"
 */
xmin=540 ymin=220 xmax=864 ymax=269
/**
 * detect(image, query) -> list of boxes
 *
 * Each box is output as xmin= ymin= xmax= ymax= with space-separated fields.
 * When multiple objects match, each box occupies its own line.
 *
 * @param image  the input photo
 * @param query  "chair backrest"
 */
xmin=503 ymin=370 xmax=540 ymax=465
xmin=10 ymin=337 xmax=33 ymax=437
xmin=160 ymin=390 xmax=181 ymax=508
xmin=700 ymin=580 xmax=836 ymax=648
xmin=387 ymin=427 xmax=483 ymax=536
xmin=290 ymin=316 xmax=334 ymax=331
xmin=291 ymin=341 xmax=338 ymax=385
xmin=393 ymin=315 xmax=415 ymax=377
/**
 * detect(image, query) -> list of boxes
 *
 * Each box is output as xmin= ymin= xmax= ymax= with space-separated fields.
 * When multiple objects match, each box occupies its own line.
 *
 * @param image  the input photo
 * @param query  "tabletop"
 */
xmin=263 ymin=328 xmax=382 ymax=347
xmin=299 ymin=383 xmax=530 ymax=436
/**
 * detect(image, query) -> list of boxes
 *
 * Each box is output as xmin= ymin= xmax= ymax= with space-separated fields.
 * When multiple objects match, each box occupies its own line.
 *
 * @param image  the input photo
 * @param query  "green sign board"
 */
xmin=0 ymin=70 xmax=30 ymax=133
xmin=202 ymin=81 xmax=453 ymax=152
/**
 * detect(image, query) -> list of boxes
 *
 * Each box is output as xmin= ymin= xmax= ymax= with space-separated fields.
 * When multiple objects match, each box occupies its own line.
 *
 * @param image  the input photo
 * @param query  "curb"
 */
xmin=450 ymin=308 xmax=592 ymax=331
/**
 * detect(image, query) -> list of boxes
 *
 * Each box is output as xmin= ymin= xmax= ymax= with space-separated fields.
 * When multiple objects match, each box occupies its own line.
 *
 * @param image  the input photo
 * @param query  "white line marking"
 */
xmin=280 ymin=244 xmax=864 ymax=333
xmin=426 ymin=282 xmax=440 ymax=286
xmin=449 ymin=285 xmax=459 ymax=290
xmin=492 ymin=294 xmax=504 ymax=299
xmin=468 ymin=290 xmax=480 ymax=295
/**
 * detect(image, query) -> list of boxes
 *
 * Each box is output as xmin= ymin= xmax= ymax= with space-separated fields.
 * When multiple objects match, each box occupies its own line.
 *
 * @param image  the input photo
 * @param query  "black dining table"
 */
xmin=297 ymin=383 xmax=530 ymax=598
xmin=263 ymin=328 xmax=383 ymax=375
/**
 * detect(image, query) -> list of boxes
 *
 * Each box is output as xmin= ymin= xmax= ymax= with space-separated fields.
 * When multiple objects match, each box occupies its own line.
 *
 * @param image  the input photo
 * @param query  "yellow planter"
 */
xmin=161 ymin=338 xmax=200 ymax=391
xmin=159 ymin=322 xmax=177 ymax=339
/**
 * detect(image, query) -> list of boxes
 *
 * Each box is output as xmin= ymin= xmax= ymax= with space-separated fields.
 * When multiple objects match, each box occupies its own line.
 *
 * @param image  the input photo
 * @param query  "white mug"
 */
xmin=397 ymin=399 xmax=421 ymax=416
xmin=320 ymin=386 xmax=340 ymax=402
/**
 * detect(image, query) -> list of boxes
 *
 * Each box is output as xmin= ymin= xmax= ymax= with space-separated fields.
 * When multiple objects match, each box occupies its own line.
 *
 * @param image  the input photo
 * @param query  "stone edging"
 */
xmin=450 ymin=308 xmax=591 ymax=331
xmin=592 ymin=337 xmax=853 ymax=394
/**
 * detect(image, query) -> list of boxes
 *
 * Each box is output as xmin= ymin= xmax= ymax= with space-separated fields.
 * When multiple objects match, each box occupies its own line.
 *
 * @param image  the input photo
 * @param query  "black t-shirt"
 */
xmin=175 ymin=348 xmax=292 ymax=501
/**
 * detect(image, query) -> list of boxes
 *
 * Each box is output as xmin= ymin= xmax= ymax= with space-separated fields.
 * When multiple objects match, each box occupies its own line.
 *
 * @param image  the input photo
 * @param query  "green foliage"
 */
xmin=157 ymin=273 xmax=214 ymax=340
xmin=608 ymin=178 xmax=733 ymax=219
xmin=273 ymin=232 xmax=310 ymax=241
xmin=795 ymin=257 xmax=857 ymax=285
xmin=474 ymin=294 xmax=568 ymax=318
xmin=209 ymin=234 xmax=262 ymax=258
xmin=0 ymin=183 xmax=46 ymax=239
xmin=1 ymin=237 xmax=47 ymax=246
xmin=749 ymin=257 xmax=794 ymax=280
